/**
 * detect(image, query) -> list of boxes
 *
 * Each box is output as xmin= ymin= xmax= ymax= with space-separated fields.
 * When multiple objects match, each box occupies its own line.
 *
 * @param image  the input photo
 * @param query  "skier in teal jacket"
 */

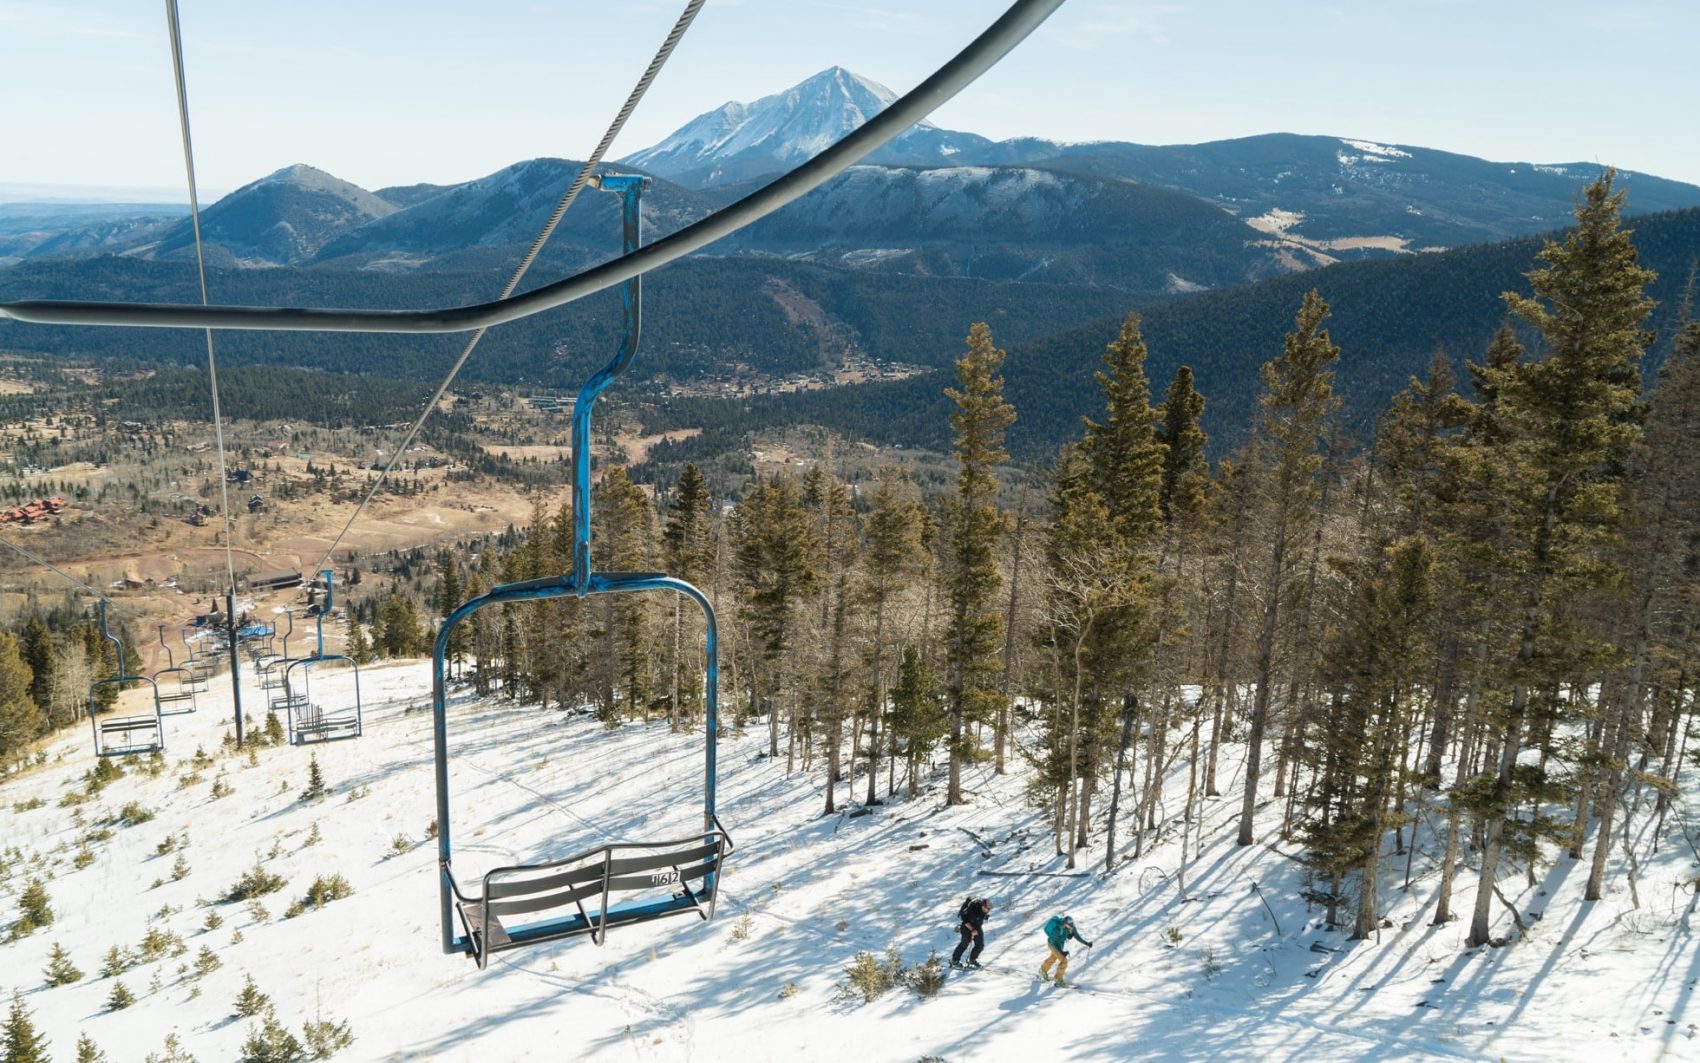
xmin=1039 ymin=914 xmax=1092 ymax=985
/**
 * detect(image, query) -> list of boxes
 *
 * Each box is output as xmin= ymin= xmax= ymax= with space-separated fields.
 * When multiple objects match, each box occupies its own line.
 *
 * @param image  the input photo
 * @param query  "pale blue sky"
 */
xmin=3 ymin=0 xmax=1696 ymax=199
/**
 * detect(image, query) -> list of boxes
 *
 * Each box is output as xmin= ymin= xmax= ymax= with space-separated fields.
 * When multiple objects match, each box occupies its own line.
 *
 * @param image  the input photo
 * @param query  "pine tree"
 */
xmin=1238 ymin=290 xmax=1340 ymax=846
xmin=663 ymin=463 xmax=714 ymax=729
xmin=75 ymin=1033 xmax=107 ymax=1063
xmin=2 ymin=991 xmax=49 ymax=1063
xmin=345 ymin=620 xmax=372 ymax=667
xmin=857 ymin=471 xmax=926 ymax=804
xmin=43 ymin=941 xmax=83 ymax=986
xmin=15 ymin=877 xmax=52 ymax=935
xmin=1467 ymin=169 xmax=1655 ymax=944
xmin=437 ymin=553 xmax=466 ymax=678
xmin=1155 ymin=365 xmax=1208 ymax=528
xmin=0 ymin=632 xmax=43 ymax=772
xmin=943 ymin=322 xmax=1016 ymax=805
xmin=19 ymin=617 xmax=56 ymax=729
xmin=888 ymin=646 xmax=946 ymax=798
xmin=105 ymin=979 xmax=134 ymax=1011
xmin=300 ymin=754 xmax=327 ymax=801
xmin=734 ymin=474 xmax=820 ymax=758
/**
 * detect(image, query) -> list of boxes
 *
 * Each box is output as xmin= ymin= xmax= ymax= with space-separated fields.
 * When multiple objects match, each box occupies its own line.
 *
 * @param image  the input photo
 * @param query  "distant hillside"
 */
xmin=0 ymin=254 xmax=1134 ymax=389
xmin=637 ymin=206 xmax=1700 ymax=471
xmin=148 ymin=164 xmax=398 ymax=266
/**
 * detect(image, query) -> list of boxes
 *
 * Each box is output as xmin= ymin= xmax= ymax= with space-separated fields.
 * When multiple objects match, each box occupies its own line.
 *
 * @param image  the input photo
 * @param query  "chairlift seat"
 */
xmin=444 ymin=826 xmax=732 ymax=969
xmin=289 ymin=702 xmax=361 ymax=744
xmin=96 ymin=714 xmax=163 ymax=756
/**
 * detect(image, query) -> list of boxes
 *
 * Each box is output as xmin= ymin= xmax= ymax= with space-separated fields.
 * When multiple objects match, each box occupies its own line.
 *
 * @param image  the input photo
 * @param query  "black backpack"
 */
xmin=956 ymin=896 xmax=977 ymax=925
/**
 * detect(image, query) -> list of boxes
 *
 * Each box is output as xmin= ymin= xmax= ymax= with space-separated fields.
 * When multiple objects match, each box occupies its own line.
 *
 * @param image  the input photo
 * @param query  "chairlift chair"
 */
xmin=153 ymin=624 xmax=197 ymax=716
xmin=89 ymin=600 xmax=164 ymax=757
xmin=284 ymin=572 xmax=362 ymax=744
xmin=433 ymin=177 xmax=731 ymax=969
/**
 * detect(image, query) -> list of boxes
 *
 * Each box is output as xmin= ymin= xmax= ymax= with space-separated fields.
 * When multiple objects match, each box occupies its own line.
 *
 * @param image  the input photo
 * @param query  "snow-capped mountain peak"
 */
xmin=622 ymin=66 xmax=959 ymax=188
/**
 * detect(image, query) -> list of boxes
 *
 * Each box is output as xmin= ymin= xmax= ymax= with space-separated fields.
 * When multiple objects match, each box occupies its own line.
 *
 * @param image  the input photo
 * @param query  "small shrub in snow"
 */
xmin=246 ymin=900 xmax=270 ymax=924
xmin=83 ymin=827 xmax=113 ymax=845
xmin=72 ymin=847 xmax=96 ymax=870
xmin=263 ymin=712 xmax=285 ymax=747
xmin=155 ymin=834 xmax=179 ymax=857
xmin=211 ymin=775 xmax=233 ymax=800
xmin=778 ymin=982 xmax=799 ymax=1000
xmin=908 ymin=950 xmax=947 ymax=999
xmin=116 ymin=801 xmax=155 ymax=826
xmin=729 ymin=913 xmax=754 ymax=942
xmin=233 ymin=974 xmax=272 ymax=1018
xmin=172 ymin=854 xmax=191 ymax=881
xmin=238 ymin=1013 xmax=302 ymax=1063
xmin=835 ymin=948 xmax=908 ymax=1005
xmin=178 ymin=772 xmax=204 ymax=790
xmin=302 ymin=1015 xmax=355 ymax=1059
xmin=387 ymin=834 xmax=413 ymax=858
xmin=303 ymin=823 xmax=322 ymax=848
xmin=287 ymin=875 xmax=354 ymax=918
xmin=142 ymin=1033 xmax=196 ymax=1063
xmin=343 ymin=786 xmax=369 ymax=803
xmin=246 ymin=747 xmax=261 ymax=768
xmin=11 ymin=797 xmax=44 ymax=813
xmin=203 ymin=910 xmax=224 ymax=932
xmin=76 ymin=1033 xmax=108 ymax=1063
xmin=143 ymin=751 xmax=167 ymax=778
xmin=138 ymin=926 xmax=185 ymax=962
xmin=1164 ymin=926 xmax=1183 ymax=948
xmin=1199 ymin=947 xmax=1223 ymax=981
xmin=105 ymin=979 xmax=135 ymax=1011
xmin=195 ymin=945 xmax=222 ymax=976
xmin=834 ymin=919 xmax=849 ymax=933
xmin=231 ymin=929 xmax=245 ymax=944
xmin=43 ymin=941 xmax=84 ymax=986
xmin=224 ymin=861 xmax=287 ymax=902
xmin=191 ymin=746 xmax=214 ymax=769
xmin=424 ymin=819 xmax=438 ymax=841
xmin=101 ymin=945 xmax=134 ymax=977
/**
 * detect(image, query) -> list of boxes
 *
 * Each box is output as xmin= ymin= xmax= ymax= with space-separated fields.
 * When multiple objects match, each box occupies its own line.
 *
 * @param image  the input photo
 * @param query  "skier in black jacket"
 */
xmin=951 ymin=897 xmax=993 ymax=968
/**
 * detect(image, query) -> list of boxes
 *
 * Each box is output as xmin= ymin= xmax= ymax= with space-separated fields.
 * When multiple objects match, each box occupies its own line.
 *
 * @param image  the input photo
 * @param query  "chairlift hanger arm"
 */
xmin=0 ymin=0 xmax=1066 ymax=335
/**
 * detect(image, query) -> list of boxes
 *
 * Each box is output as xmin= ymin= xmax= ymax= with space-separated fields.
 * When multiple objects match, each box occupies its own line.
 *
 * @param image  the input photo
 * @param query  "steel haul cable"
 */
xmin=164 ymin=0 xmax=239 ymax=604
xmin=308 ymin=0 xmax=707 ymax=579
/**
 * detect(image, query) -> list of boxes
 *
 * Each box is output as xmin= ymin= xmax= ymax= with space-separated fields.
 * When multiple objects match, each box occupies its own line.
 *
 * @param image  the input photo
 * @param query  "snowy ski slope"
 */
xmin=1 ymin=661 xmax=1696 ymax=1061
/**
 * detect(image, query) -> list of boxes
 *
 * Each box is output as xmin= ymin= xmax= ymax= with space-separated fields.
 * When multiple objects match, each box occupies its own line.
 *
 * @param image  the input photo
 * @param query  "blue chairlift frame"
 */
xmin=89 ymin=600 xmax=164 ymax=757
xmin=284 ymin=572 xmax=362 ymax=744
xmin=154 ymin=624 xmax=197 ymax=716
xmin=432 ymin=175 xmax=729 ymax=965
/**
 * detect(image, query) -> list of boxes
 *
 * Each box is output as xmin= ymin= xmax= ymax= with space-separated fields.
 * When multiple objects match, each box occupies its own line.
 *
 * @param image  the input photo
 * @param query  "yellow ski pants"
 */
xmin=1040 ymin=946 xmax=1069 ymax=981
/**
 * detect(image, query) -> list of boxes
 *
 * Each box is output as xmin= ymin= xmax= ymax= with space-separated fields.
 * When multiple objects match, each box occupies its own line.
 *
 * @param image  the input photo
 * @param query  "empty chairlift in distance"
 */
xmin=259 ymin=610 xmax=297 ymax=712
xmin=89 ymin=600 xmax=164 ymax=757
xmin=153 ymin=624 xmax=197 ymax=716
xmin=433 ymin=177 xmax=732 ymax=969
xmin=284 ymin=571 xmax=362 ymax=745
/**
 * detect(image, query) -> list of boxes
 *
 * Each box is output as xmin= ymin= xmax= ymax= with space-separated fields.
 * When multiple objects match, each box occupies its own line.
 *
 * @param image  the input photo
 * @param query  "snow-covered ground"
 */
xmin=2 ymin=661 xmax=1697 ymax=1061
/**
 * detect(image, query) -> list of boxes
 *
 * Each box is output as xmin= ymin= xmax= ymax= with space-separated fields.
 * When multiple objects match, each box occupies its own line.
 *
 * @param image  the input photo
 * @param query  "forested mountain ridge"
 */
xmin=638 ymin=204 xmax=1700 ymax=471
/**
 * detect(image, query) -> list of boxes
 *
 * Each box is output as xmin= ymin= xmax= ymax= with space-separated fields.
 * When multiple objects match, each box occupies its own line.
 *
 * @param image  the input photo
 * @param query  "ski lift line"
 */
xmin=302 ymin=0 xmax=705 ymax=581
xmin=0 ymin=0 xmax=1067 ymax=334
xmin=164 ymin=0 xmax=240 ymax=605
